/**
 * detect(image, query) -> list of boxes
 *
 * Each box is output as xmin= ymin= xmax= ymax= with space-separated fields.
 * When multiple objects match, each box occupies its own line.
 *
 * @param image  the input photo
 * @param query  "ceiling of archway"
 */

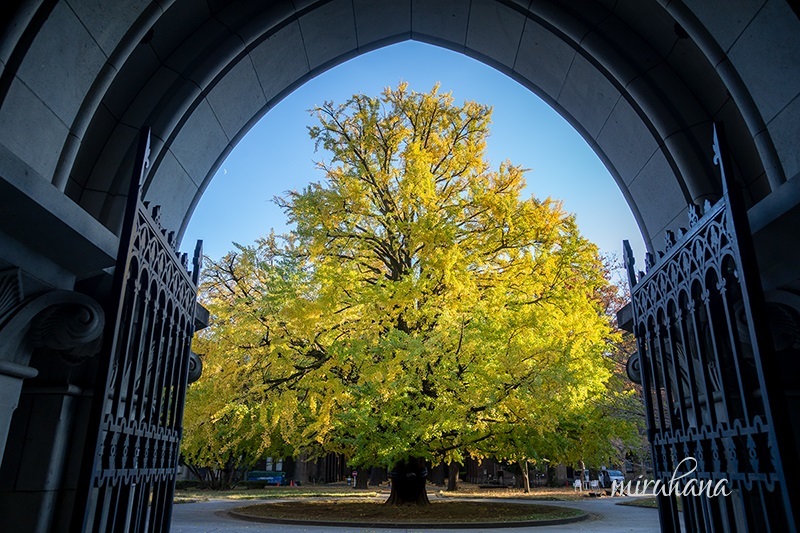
xmin=5 ymin=0 xmax=796 ymax=255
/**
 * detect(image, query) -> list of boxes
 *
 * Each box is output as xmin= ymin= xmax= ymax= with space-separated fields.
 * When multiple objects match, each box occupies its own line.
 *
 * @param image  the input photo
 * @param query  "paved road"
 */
xmin=171 ymin=496 xmax=661 ymax=532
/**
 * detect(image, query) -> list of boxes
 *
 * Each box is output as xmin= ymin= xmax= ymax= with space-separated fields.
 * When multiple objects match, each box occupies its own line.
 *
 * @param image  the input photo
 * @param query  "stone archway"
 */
xmin=3 ymin=0 xmax=798 ymax=255
xmin=1 ymin=1 xmax=800 ymax=531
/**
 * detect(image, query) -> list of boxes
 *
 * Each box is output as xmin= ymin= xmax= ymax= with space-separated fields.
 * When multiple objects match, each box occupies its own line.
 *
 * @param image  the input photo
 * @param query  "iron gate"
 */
xmin=73 ymin=129 xmax=202 ymax=532
xmin=624 ymin=125 xmax=798 ymax=531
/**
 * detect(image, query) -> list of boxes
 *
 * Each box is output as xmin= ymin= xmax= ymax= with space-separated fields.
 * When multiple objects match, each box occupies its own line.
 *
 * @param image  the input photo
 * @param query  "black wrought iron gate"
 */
xmin=624 ymin=125 xmax=799 ymax=532
xmin=73 ymin=129 xmax=202 ymax=532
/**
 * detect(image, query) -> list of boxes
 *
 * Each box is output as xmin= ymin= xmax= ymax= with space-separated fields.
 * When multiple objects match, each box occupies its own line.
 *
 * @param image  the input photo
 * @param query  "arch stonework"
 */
xmin=0 ymin=0 xmax=799 ymax=530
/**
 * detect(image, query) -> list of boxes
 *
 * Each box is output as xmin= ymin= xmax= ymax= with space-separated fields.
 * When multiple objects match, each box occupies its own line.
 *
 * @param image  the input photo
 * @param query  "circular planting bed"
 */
xmin=229 ymin=499 xmax=588 ymax=528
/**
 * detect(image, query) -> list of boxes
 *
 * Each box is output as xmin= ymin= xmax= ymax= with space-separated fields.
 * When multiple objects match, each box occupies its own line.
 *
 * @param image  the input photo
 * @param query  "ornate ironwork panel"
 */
xmin=624 ymin=125 xmax=798 ymax=532
xmin=74 ymin=129 xmax=202 ymax=532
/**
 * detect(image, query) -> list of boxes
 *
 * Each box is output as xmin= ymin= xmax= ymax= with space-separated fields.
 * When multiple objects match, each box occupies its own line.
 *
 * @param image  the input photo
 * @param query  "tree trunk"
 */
xmin=546 ymin=465 xmax=558 ymax=487
xmin=369 ymin=466 xmax=386 ymax=486
xmin=447 ymin=461 xmax=460 ymax=491
xmin=355 ymin=467 xmax=369 ymax=489
xmin=518 ymin=460 xmax=530 ymax=493
xmin=429 ymin=462 xmax=446 ymax=486
xmin=385 ymin=458 xmax=430 ymax=505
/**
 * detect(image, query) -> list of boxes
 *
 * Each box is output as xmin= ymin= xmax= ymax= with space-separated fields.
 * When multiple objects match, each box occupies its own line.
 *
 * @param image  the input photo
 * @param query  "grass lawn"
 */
xmin=436 ymin=484 xmax=588 ymax=501
xmin=174 ymin=485 xmax=380 ymax=503
xmin=174 ymin=483 xmax=587 ymax=503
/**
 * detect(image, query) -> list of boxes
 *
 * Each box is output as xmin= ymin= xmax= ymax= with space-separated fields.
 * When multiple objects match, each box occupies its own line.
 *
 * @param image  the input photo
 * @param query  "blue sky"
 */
xmin=181 ymin=41 xmax=645 ymax=265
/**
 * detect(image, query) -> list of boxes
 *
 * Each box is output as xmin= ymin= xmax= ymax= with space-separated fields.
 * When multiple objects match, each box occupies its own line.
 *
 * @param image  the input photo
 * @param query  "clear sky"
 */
xmin=181 ymin=41 xmax=645 ymax=266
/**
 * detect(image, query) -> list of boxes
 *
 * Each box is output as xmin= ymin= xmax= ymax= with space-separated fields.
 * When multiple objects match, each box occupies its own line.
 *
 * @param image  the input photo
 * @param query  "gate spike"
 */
xmin=665 ymin=230 xmax=676 ymax=251
xmin=688 ymin=204 xmax=701 ymax=226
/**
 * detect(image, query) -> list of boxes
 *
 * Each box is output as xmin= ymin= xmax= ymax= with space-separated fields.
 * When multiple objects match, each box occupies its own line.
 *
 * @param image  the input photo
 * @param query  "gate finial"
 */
xmin=712 ymin=122 xmax=733 ymax=196
xmin=623 ymin=239 xmax=637 ymax=287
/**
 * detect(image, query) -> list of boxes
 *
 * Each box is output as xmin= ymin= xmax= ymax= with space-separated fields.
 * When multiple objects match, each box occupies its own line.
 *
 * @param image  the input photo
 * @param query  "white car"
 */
xmin=599 ymin=469 xmax=625 ymax=488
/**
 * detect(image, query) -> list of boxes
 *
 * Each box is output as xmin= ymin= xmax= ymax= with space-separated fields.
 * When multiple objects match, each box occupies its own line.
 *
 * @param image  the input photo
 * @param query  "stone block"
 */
xmin=69 ymin=104 xmax=119 ymax=192
xmin=412 ymin=0 xmax=470 ymax=46
xmin=766 ymin=95 xmax=800 ymax=188
xmin=713 ymin=97 xmax=772 ymax=192
xmin=81 ymin=119 xmax=139 ymax=195
xmin=148 ymin=0 xmax=210 ymax=63
xmin=0 ymin=81 xmax=68 ymax=183
xmin=596 ymin=97 xmax=659 ymax=186
xmin=728 ymin=0 xmax=800 ymax=123
xmin=466 ymin=0 xmax=526 ymax=69
xmin=628 ymin=149 xmax=688 ymax=243
xmin=207 ymin=57 xmax=267 ymax=140
xmin=684 ymin=0 xmax=764 ymax=52
xmin=626 ymin=62 xmax=707 ymax=139
xmin=147 ymin=78 xmax=203 ymax=148
xmin=169 ymin=99 xmax=230 ymax=188
xmin=743 ymin=168 xmax=770 ymax=203
xmin=250 ymin=21 xmax=310 ymax=103
xmin=663 ymin=123 xmax=717 ymax=202
xmin=211 ymin=0 xmax=294 ymax=47
xmin=514 ymin=20 xmax=575 ymax=100
xmin=354 ymin=0 xmax=411 ymax=48
xmin=298 ymin=0 xmax=357 ymax=69
xmin=613 ymin=0 xmax=678 ymax=58
xmin=557 ymin=54 xmax=620 ymax=138
xmin=98 ymin=191 xmax=128 ymax=234
xmin=166 ymin=19 xmax=242 ymax=88
xmin=16 ymin=2 xmax=106 ymax=127
xmin=144 ymin=150 xmax=199 ymax=235
xmin=67 ymin=0 xmax=150 ymax=57
xmin=667 ymin=38 xmax=729 ymax=116
xmin=583 ymin=15 xmax=662 ymax=87
xmin=118 ymin=66 xmax=179 ymax=133
xmin=76 ymin=189 xmax=108 ymax=221
xmin=533 ymin=0 xmax=604 ymax=44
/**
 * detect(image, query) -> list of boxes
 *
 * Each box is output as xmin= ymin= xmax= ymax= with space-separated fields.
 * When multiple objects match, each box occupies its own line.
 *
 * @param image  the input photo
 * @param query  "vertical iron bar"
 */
xmin=714 ymin=123 xmax=797 ymax=531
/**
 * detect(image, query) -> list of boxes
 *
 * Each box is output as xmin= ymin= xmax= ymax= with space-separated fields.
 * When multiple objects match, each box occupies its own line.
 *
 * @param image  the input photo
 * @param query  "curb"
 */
xmin=226 ymin=505 xmax=590 ymax=529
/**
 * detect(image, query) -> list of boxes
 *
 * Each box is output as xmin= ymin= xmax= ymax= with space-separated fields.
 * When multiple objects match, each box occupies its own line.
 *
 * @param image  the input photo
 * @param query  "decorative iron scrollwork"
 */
xmin=623 ymin=124 xmax=798 ymax=531
xmin=626 ymin=352 xmax=642 ymax=384
xmin=74 ymin=127 xmax=202 ymax=532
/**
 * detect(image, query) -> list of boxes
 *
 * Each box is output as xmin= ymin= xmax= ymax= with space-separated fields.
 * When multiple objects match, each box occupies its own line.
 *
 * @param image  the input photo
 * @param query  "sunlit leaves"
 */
xmin=183 ymin=83 xmax=631 ymax=473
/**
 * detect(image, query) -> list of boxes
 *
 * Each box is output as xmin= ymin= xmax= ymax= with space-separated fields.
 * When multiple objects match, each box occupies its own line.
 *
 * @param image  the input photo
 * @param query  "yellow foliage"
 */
xmin=183 ymin=84 xmax=624 ymax=471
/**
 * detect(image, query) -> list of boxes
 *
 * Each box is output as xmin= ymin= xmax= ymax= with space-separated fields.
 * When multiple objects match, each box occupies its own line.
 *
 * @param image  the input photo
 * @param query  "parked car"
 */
xmin=246 ymin=470 xmax=287 ymax=486
xmin=598 ymin=469 xmax=625 ymax=488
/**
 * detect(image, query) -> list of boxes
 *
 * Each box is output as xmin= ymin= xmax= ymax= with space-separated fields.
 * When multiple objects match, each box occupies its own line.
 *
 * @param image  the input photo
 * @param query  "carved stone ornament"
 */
xmin=626 ymin=351 xmax=642 ymax=384
xmin=29 ymin=295 xmax=105 ymax=364
xmin=0 ymin=268 xmax=23 ymax=321
xmin=0 ymin=289 xmax=105 ymax=366
xmin=187 ymin=351 xmax=203 ymax=383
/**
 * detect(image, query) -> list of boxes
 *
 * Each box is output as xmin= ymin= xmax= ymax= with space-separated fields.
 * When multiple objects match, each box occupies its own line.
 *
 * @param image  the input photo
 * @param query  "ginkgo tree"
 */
xmin=184 ymin=83 xmax=623 ymax=504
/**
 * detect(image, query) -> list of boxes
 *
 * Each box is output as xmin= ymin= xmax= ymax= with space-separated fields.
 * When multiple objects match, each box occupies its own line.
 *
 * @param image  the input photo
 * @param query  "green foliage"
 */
xmin=182 ymin=83 xmax=639 ymax=475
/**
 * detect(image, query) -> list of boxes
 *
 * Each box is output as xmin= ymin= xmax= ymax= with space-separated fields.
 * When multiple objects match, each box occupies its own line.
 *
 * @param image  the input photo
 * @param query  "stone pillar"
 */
xmin=0 ymin=384 xmax=89 ymax=533
xmin=0 ymin=360 xmax=38 ymax=463
xmin=0 ymin=277 xmax=104 ymax=532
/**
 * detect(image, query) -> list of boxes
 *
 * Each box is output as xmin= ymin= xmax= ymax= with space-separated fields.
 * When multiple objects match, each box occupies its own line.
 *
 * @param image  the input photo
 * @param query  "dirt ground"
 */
xmin=230 ymin=499 xmax=584 ymax=524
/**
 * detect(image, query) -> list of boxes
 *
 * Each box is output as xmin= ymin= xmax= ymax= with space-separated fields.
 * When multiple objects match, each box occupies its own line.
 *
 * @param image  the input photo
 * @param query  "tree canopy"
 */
xmin=182 ymin=83 xmax=637 ymax=497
